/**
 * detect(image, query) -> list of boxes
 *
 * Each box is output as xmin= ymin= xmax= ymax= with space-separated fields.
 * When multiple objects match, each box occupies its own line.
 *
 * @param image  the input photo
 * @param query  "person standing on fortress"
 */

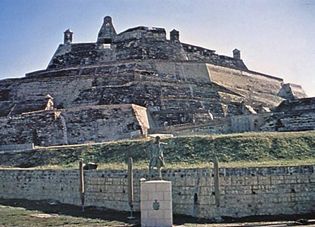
xmin=149 ymin=136 xmax=166 ymax=179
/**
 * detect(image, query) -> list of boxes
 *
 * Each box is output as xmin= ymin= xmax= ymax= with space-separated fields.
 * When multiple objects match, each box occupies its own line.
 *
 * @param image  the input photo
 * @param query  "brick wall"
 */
xmin=0 ymin=165 xmax=314 ymax=219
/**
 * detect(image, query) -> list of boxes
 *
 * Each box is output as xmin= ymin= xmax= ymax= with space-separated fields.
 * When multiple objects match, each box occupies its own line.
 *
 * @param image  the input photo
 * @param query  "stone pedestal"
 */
xmin=140 ymin=180 xmax=172 ymax=227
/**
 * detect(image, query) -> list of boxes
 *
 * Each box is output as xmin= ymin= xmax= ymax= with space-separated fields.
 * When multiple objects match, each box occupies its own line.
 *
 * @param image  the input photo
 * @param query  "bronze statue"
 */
xmin=148 ymin=136 xmax=166 ymax=179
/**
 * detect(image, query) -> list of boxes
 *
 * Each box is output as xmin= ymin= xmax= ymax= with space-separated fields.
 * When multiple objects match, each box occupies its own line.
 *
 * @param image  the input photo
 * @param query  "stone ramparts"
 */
xmin=182 ymin=43 xmax=248 ymax=71
xmin=207 ymin=64 xmax=285 ymax=109
xmin=278 ymin=83 xmax=307 ymax=100
xmin=261 ymin=98 xmax=315 ymax=132
xmin=0 ymin=104 xmax=149 ymax=146
xmin=0 ymin=14 xmax=311 ymax=144
xmin=0 ymin=165 xmax=314 ymax=219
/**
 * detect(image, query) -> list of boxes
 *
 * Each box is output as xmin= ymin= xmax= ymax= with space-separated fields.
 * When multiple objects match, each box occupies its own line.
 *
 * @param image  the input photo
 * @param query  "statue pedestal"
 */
xmin=140 ymin=180 xmax=172 ymax=227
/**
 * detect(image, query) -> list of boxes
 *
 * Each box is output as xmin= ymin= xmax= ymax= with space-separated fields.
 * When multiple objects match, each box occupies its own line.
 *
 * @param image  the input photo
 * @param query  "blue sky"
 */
xmin=0 ymin=0 xmax=314 ymax=96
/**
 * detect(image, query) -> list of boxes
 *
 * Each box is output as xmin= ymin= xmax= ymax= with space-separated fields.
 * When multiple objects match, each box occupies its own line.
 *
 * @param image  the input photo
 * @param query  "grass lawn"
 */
xmin=0 ymin=199 xmax=136 ymax=227
xmin=0 ymin=131 xmax=314 ymax=170
xmin=5 ymin=157 xmax=314 ymax=171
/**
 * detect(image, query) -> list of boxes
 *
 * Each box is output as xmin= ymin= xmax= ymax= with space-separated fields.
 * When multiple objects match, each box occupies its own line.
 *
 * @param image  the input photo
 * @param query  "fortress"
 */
xmin=0 ymin=16 xmax=314 ymax=149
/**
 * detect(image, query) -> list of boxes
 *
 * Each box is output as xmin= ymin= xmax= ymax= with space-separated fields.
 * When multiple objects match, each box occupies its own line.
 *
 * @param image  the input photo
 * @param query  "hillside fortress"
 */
xmin=0 ymin=16 xmax=314 ymax=148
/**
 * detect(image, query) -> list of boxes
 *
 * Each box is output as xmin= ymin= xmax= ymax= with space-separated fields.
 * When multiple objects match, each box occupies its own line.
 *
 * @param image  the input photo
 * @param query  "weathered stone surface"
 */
xmin=0 ymin=16 xmax=312 ymax=146
xmin=278 ymin=83 xmax=307 ymax=100
xmin=0 ymin=104 xmax=149 ymax=147
xmin=141 ymin=180 xmax=173 ymax=227
xmin=0 ymin=165 xmax=314 ymax=219
xmin=97 ymin=16 xmax=117 ymax=44
xmin=261 ymin=98 xmax=315 ymax=132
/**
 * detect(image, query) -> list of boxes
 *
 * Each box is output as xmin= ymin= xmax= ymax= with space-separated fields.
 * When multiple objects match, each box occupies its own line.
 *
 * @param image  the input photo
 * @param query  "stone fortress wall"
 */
xmin=2 ymin=60 xmax=304 ymax=120
xmin=261 ymin=98 xmax=315 ymax=132
xmin=0 ymin=165 xmax=314 ymax=219
xmin=207 ymin=64 xmax=285 ymax=107
xmin=0 ymin=104 xmax=149 ymax=147
xmin=46 ymin=23 xmax=247 ymax=71
xmin=0 ymin=61 xmax=303 ymax=118
xmin=0 ymin=16 xmax=313 ymax=148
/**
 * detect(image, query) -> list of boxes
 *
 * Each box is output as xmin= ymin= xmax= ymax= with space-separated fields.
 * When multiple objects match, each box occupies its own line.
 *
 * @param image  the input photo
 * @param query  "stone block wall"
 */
xmin=152 ymin=118 xmax=231 ymax=136
xmin=114 ymin=27 xmax=167 ymax=43
xmin=276 ymin=98 xmax=315 ymax=113
xmin=0 ymin=169 xmax=81 ymax=205
xmin=0 ymin=165 xmax=314 ymax=219
xmin=261 ymin=112 xmax=315 ymax=132
xmin=261 ymin=98 xmax=315 ymax=132
xmin=278 ymin=83 xmax=307 ymax=100
xmin=181 ymin=43 xmax=248 ymax=71
xmin=2 ymin=61 xmax=224 ymax=127
xmin=216 ymin=166 xmax=315 ymax=217
xmin=0 ymin=104 xmax=149 ymax=147
xmin=62 ymin=104 xmax=149 ymax=144
xmin=47 ymin=27 xmax=187 ymax=69
xmin=207 ymin=64 xmax=285 ymax=109
xmin=2 ymin=59 xmax=307 ymax=133
xmin=1 ymin=74 xmax=94 ymax=110
xmin=154 ymin=62 xmax=211 ymax=84
xmin=0 ymin=111 xmax=65 ymax=146
xmin=230 ymin=114 xmax=271 ymax=133
xmin=141 ymin=180 xmax=173 ymax=227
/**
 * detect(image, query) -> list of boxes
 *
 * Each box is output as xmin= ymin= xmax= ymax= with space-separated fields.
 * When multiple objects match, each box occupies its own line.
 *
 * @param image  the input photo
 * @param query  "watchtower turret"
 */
xmin=233 ymin=48 xmax=241 ymax=59
xmin=64 ymin=29 xmax=73 ymax=44
xmin=97 ymin=16 xmax=117 ymax=44
xmin=170 ymin=29 xmax=179 ymax=42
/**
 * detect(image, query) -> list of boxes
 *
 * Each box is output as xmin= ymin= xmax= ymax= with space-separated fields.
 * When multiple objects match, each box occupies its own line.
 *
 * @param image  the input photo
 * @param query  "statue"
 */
xmin=148 ymin=136 xmax=166 ymax=179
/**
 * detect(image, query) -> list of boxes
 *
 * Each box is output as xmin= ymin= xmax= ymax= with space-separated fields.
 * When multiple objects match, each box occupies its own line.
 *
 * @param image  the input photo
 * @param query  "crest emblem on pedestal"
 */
xmin=152 ymin=199 xmax=160 ymax=210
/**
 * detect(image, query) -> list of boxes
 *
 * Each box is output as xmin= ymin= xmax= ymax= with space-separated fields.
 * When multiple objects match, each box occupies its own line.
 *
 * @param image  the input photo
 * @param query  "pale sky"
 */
xmin=0 ymin=0 xmax=314 ymax=96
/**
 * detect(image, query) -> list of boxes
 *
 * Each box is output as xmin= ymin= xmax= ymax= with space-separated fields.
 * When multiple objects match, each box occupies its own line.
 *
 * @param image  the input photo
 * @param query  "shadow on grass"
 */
xmin=0 ymin=198 xmax=140 ymax=226
xmin=0 ymin=198 xmax=218 ymax=226
xmin=1 ymin=198 xmax=315 ymax=226
xmin=0 ymin=198 xmax=207 ymax=226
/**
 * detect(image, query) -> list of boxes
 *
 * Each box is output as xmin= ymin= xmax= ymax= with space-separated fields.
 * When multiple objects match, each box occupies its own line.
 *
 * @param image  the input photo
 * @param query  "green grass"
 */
xmin=0 ymin=204 xmax=132 ymax=227
xmin=18 ymin=158 xmax=315 ymax=170
xmin=0 ymin=131 xmax=314 ymax=169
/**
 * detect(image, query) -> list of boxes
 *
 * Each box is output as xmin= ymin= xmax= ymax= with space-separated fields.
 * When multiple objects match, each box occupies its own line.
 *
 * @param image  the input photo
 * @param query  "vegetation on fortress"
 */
xmin=0 ymin=131 xmax=314 ymax=169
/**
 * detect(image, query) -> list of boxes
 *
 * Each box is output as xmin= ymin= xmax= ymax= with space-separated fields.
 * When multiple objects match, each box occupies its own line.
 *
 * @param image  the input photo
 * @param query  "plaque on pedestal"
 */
xmin=140 ymin=180 xmax=172 ymax=227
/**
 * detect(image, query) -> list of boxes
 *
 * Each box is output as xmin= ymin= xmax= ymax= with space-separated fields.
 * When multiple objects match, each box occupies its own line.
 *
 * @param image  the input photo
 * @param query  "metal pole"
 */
xmin=79 ymin=159 xmax=85 ymax=212
xmin=128 ymin=157 xmax=135 ymax=219
xmin=213 ymin=157 xmax=220 ymax=207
